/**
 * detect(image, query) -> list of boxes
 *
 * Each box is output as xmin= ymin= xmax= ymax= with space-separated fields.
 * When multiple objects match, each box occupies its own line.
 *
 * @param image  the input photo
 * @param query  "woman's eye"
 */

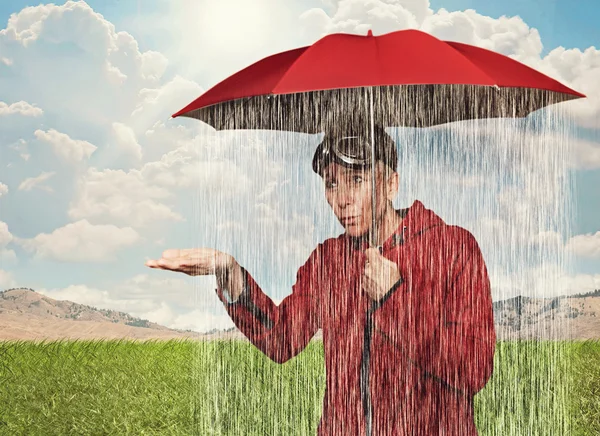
xmin=325 ymin=181 xmax=337 ymax=189
xmin=353 ymin=176 xmax=363 ymax=184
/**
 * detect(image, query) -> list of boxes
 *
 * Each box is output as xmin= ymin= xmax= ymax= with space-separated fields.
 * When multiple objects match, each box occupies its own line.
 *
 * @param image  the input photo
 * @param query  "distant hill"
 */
xmin=2 ymin=287 xmax=600 ymax=341
xmin=199 ymin=290 xmax=600 ymax=341
xmin=493 ymin=289 xmax=600 ymax=340
xmin=0 ymin=288 xmax=201 ymax=342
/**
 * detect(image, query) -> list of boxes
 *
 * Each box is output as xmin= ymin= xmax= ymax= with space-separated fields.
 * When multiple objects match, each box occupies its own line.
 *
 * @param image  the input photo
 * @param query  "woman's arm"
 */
xmin=215 ymin=243 xmax=327 ymax=364
xmin=145 ymin=244 xmax=326 ymax=364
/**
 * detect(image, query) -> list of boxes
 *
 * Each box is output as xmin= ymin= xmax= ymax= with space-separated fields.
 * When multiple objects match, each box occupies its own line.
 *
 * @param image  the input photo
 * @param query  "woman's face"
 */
xmin=323 ymin=162 xmax=397 ymax=237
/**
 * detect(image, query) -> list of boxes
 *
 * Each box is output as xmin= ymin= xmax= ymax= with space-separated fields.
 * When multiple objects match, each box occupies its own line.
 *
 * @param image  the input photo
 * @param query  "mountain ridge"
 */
xmin=2 ymin=287 xmax=600 ymax=341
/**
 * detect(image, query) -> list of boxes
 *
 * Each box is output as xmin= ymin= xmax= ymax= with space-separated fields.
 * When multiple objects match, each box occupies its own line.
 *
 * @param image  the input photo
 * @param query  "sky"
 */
xmin=0 ymin=0 xmax=598 ymax=332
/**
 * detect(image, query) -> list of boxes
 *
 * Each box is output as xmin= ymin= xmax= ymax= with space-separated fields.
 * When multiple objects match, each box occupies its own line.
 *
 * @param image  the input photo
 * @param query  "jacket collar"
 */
xmin=346 ymin=200 xmax=446 ymax=251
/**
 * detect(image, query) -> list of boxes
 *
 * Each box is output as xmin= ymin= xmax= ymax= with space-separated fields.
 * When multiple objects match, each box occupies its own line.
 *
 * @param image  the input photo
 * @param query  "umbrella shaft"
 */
xmin=366 ymin=86 xmax=376 ymax=436
xmin=369 ymin=86 xmax=377 ymax=249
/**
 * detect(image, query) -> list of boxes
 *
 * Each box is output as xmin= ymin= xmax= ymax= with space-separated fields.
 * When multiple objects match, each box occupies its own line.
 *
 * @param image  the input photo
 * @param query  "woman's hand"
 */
xmin=362 ymin=247 xmax=402 ymax=302
xmin=145 ymin=248 xmax=234 ymax=277
xmin=145 ymin=248 xmax=245 ymax=301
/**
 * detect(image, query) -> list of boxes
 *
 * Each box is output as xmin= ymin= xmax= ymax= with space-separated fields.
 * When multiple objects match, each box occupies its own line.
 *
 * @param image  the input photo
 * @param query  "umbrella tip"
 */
xmin=367 ymin=29 xmax=373 ymax=37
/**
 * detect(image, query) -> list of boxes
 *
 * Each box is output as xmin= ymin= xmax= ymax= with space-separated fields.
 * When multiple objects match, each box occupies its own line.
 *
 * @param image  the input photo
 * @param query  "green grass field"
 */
xmin=0 ymin=339 xmax=597 ymax=435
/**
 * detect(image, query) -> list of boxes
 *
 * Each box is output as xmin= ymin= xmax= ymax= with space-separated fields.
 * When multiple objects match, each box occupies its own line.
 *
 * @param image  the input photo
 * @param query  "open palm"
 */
xmin=145 ymin=248 xmax=232 ymax=277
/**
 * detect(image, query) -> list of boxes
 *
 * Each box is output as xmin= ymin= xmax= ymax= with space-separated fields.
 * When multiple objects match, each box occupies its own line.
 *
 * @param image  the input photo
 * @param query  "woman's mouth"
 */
xmin=341 ymin=216 xmax=359 ymax=225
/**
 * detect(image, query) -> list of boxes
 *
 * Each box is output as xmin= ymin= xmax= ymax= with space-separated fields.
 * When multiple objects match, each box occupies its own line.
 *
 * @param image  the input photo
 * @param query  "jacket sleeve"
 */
xmin=373 ymin=227 xmax=496 ymax=395
xmin=215 ymin=243 xmax=327 ymax=364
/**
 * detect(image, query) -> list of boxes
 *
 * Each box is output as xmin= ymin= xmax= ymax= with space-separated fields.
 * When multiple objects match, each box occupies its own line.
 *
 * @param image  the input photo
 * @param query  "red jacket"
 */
xmin=216 ymin=200 xmax=496 ymax=435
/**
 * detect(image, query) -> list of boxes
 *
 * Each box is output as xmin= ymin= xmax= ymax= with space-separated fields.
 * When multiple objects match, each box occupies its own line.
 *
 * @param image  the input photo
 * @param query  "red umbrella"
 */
xmin=172 ymin=28 xmax=585 ymax=131
xmin=172 ymin=29 xmax=585 ymax=436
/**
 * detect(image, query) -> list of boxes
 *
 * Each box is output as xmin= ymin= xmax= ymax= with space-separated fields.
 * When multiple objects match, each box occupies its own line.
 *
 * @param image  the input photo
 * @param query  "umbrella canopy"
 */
xmin=172 ymin=29 xmax=585 ymax=131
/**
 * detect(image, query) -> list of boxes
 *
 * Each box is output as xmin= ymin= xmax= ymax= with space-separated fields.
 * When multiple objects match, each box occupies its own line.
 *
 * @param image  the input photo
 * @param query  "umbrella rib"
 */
xmin=446 ymin=42 xmax=585 ymax=98
xmin=217 ymin=95 xmax=261 ymax=131
xmin=444 ymin=44 xmax=499 ymax=87
xmin=270 ymin=48 xmax=312 ymax=95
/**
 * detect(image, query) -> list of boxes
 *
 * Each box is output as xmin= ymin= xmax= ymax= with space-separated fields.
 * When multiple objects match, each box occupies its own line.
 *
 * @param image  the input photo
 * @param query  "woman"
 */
xmin=145 ymin=125 xmax=496 ymax=435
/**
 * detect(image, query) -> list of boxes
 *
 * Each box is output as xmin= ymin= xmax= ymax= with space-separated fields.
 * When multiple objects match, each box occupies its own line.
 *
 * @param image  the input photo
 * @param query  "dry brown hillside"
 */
xmin=493 ymin=290 xmax=600 ymax=340
xmin=0 ymin=288 xmax=201 ymax=342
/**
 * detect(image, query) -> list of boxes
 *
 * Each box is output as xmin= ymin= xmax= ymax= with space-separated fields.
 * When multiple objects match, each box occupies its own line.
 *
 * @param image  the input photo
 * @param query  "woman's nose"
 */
xmin=336 ymin=186 xmax=355 ymax=205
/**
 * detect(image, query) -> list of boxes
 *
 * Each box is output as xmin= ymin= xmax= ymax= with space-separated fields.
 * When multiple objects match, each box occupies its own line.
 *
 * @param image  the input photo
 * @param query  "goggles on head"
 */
xmin=329 ymin=135 xmax=374 ymax=167
xmin=312 ymin=124 xmax=397 ymax=176
xmin=313 ymin=136 xmax=375 ymax=177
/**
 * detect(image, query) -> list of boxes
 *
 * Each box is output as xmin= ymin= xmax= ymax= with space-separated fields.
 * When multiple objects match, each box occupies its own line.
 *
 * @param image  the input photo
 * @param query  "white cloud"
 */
xmin=0 ymin=221 xmax=17 ymax=263
xmin=8 ymin=139 xmax=30 ymax=161
xmin=566 ymin=232 xmax=600 ymax=259
xmin=433 ymin=118 xmax=598 ymax=174
xmin=540 ymin=46 xmax=600 ymax=129
xmin=495 ymin=128 xmax=600 ymax=172
xmin=216 ymin=221 xmax=244 ymax=232
xmin=37 ymin=284 xmax=113 ymax=308
xmin=68 ymin=167 xmax=184 ymax=228
xmin=111 ymin=122 xmax=142 ymax=161
xmin=301 ymin=0 xmax=421 ymax=38
xmin=0 ymin=1 xmax=169 ymax=129
xmin=113 ymin=272 xmax=195 ymax=302
xmin=66 ymin=128 xmax=268 ymax=229
xmin=561 ymin=273 xmax=600 ymax=295
xmin=422 ymin=9 xmax=543 ymax=63
xmin=131 ymin=75 xmax=205 ymax=134
xmin=490 ymin=262 xmax=600 ymax=300
xmin=254 ymin=204 xmax=315 ymax=267
xmin=15 ymin=219 xmax=140 ymax=262
xmin=17 ymin=171 xmax=56 ymax=192
xmin=140 ymin=50 xmax=169 ymax=82
xmin=0 ymin=183 xmax=8 ymax=197
xmin=324 ymin=0 xmax=432 ymax=23
xmin=0 ymin=221 xmax=14 ymax=248
xmin=35 ymin=129 xmax=97 ymax=163
xmin=142 ymin=121 xmax=197 ymax=153
xmin=470 ymin=216 xmax=537 ymax=249
xmin=0 ymin=269 xmax=17 ymax=289
xmin=529 ymin=230 xmax=563 ymax=250
xmin=0 ymin=101 xmax=43 ymax=116
xmin=39 ymin=274 xmax=191 ymax=311
xmin=569 ymin=135 xmax=600 ymax=170
xmin=472 ymin=212 xmax=600 ymax=262
xmin=142 ymin=153 xmax=251 ymax=195
xmin=118 ymin=76 xmax=209 ymax=167
xmin=111 ymin=273 xmax=236 ymax=332
xmin=0 ymin=250 xmax=17 ymax=263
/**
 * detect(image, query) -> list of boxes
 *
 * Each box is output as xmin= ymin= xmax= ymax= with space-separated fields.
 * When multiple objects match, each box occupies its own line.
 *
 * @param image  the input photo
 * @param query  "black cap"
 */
xmin=312 ymin=124 xmax=397 ymax=176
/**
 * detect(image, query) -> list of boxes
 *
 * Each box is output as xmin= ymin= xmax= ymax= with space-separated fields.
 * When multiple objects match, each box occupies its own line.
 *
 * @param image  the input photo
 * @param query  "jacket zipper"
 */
xmin=360 ymin=227 xmax=406 ymax=436
xmin=361 ymin=300 xmax=376 ymax=436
